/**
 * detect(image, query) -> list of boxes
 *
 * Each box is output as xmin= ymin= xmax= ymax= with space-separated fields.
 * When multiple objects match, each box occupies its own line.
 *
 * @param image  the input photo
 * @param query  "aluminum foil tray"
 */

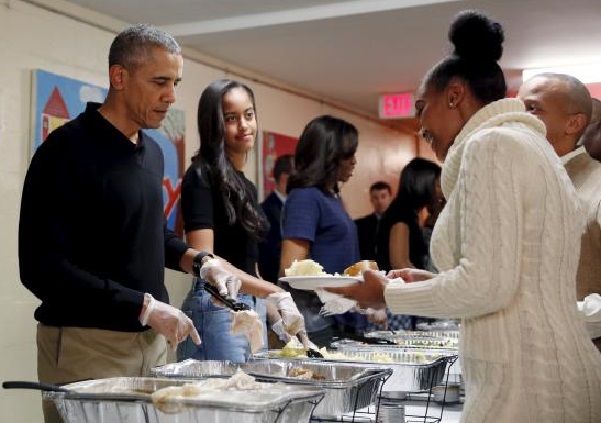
xmin=254 ymin=348 xmax=455 ymax=394
xmin=152 ymin=359 xmax=391 ymax=418
xmin=332 ymin=339 xmax=457 ymax=354
xmin=241 ymin=360 xmax=391 ymax=418
xmin=44 ymin=376 xmax=324 ymax=423
xmin=151 ymin=359 xmax=237 ymax=378
xmin=363 ymin=330 xmax=459 ymax=349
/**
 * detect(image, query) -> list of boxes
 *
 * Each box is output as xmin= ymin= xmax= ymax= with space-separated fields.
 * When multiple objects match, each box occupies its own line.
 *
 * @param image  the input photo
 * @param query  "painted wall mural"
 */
xmin=32 ymin=69 xmax=185 ymax=236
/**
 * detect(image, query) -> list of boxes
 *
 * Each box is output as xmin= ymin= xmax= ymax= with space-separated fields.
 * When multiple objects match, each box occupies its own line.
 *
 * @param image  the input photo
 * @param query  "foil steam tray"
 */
xmin=44 ymin=376 xmax=324 ymax=423
xmin=152 ymin=359 xmax=391 ymax=419
xmin=331 ymin=339 xmax=458 ymax=355
xmin=362 ymin=330 xmax=459 ymax=349
xmin=254 ymin=348 xmax=455 ymax=394
xmin=151 ymin=359 xmax=238 ymax=378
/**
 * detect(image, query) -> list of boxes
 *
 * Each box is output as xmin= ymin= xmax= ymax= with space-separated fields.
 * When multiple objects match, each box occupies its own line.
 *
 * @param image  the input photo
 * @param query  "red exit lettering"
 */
xmin=379 ymin=93 xmax=415 ymax=119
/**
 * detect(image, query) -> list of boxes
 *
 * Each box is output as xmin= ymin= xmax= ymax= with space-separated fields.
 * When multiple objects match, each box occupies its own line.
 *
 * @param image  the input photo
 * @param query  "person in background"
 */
xmin=581 ymin=98 xmax=601 ymax=161
xmin=330 ymin=11 xmax=601 ymax=422
xmin=372 ymin=157 xmax=442 ymax=331
xmin=279 ymin=115 xmax=361 ymax=347
xmin=258 ymin=154 xmax=295 ymax=285
xmin=177 ymin=79 xmax=306 ymax=363
xmin=375 ymin=158 xmax=441 ymax=272
xmin=354 ymin=181 xmax=393 ymax=263
xmin=18 ymin=24 xmax=239 ymax=423
xmin=518 ymin=73 xmax=601 ymax=351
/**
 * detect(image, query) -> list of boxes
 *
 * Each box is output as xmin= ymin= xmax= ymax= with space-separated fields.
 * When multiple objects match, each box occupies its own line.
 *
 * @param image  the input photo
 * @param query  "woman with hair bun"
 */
xmin=331 ymin=10 xmax=601 ymax=422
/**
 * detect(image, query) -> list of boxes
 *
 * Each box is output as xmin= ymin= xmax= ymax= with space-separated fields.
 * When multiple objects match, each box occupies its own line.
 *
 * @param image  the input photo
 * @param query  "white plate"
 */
xmin=279 ymin=275 xmax=361 ymax=290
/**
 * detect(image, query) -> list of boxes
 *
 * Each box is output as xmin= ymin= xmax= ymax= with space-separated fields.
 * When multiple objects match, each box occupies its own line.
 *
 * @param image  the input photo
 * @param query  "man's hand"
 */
xmin=200 ymin=258 xmax=241 ymax=299
xmin=141 ymin=295 xmax=201 ymax=346
xmin=326 ymin=269 xmax=388 ymax=309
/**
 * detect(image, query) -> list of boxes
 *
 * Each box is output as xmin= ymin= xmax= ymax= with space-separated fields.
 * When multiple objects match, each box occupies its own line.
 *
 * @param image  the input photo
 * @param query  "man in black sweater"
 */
xmin=18 ymin=24 xmax=234 ymax=423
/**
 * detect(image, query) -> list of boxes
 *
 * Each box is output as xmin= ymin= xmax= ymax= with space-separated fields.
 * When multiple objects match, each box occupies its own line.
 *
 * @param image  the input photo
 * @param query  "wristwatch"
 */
xmin=192 ymin=252 xmax=214 ymax=277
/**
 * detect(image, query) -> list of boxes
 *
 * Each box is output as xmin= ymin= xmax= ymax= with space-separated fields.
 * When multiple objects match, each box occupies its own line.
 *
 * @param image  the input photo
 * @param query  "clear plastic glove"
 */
xmin=200 ymin=258 xmax=241 ymax=299
xmin=296 ymin=331 xmax=319 ymax=350
xmin=140 ymin=294 xmax=201 ymax=347
xmin=271 ymin=319 xmax=292 ymax=343
xmin=266 ymin=292 xmax=305 ymax=336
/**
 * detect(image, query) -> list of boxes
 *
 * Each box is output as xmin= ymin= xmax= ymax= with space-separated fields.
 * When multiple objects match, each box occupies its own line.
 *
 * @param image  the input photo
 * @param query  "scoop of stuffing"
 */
xmin=289 ymin=367 xmax=314 ymax=379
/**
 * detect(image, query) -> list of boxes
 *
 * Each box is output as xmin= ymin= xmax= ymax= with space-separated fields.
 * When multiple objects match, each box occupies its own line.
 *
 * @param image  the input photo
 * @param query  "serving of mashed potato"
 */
xmin=285 ymin=259 xmax=329 ymax=277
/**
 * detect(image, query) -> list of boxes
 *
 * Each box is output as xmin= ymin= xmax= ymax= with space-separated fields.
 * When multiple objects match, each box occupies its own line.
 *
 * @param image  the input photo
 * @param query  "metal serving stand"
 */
xmin=343 ymin=331 xmax=461 ymax=423
xmin=383 ymin=354 xmax=458 ymax=423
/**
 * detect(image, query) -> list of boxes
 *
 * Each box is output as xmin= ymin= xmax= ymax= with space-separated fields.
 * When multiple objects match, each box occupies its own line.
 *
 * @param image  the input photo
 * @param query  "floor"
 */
xmin=310 ymin=398 xmax=463 ymax=423
xmin=404 ymin=399 xmax=463 ymax=423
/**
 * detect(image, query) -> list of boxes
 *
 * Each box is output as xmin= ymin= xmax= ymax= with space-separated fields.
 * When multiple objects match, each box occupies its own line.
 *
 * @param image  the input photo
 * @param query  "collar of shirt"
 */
xmin=274 ymin=189 xmax=287 ymax=204
xmin=86 ymin=102 xmax=146 ymax=152
xmin=561 ymin=145 xmax=586 ymax=165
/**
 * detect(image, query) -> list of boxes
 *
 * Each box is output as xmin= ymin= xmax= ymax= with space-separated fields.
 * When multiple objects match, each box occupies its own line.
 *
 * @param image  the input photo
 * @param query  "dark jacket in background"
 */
xmin=258 ymin=191 xmax=284 ymax=283
xmin=354 ymin=213 xmax=379 ymax=261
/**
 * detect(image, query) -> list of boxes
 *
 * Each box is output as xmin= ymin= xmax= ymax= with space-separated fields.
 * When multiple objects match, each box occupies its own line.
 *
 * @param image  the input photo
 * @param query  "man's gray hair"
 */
xmin=109 ymin=23 xmax=181 ymax=69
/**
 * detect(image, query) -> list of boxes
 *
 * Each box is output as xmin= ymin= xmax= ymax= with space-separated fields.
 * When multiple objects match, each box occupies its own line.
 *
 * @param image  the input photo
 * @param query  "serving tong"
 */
xmin=306 ymin=348 xmax=324 ymax=358
xmin=203 ymin=283 xmax=250 ymax=312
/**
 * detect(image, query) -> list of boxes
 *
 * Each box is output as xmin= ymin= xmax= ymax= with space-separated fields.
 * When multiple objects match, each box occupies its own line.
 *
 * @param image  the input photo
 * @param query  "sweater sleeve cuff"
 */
xmin=384 ymin=279 xmax=439 ymax=315
xmin=114 ymin=286 xmax=146 ymax=319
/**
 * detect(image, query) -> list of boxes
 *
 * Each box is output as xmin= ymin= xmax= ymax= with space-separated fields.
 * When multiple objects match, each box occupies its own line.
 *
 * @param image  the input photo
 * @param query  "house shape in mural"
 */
xmin=41 ymin=87 xmax=70 ymax=142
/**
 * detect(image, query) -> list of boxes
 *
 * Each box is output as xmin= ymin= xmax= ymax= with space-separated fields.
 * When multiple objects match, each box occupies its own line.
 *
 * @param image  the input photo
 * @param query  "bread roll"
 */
xmin=343 ymin=260 xmax=379 ymax=276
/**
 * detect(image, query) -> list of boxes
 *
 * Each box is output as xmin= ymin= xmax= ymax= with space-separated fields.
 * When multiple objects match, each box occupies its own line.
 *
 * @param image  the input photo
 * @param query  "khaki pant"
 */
xmin=594 ymin=336 xmax=601 ymax=352
xmin=37 ymin=324 xmax=167 ymax=423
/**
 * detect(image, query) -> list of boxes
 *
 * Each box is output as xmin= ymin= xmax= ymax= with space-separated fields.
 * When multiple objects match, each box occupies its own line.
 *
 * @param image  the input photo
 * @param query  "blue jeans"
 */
xmin=177 ymin=279 xmax=267 ymax=363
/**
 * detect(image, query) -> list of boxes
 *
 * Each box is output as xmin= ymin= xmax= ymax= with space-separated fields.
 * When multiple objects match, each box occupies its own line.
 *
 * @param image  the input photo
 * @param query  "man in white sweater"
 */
xmin=518 ymin=73 xmax=601 ymax=351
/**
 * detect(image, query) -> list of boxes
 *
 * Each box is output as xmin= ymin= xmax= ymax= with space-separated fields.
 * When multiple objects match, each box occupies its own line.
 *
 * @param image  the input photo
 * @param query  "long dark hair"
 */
xmin=393 ymin=157 xmax=441 ymax=214
xmin=191 ymin=79 xmax=268 ymax=237
xmin=287 ymin=115 xmax=358 ymax=195
xmin=424 ymin=10 xmax=506 ymax=105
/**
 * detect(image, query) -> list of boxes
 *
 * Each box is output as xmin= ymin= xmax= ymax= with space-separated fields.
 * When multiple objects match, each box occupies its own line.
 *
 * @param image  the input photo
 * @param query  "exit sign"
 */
xmin=378 ymin=92 xmax=415 ymax=119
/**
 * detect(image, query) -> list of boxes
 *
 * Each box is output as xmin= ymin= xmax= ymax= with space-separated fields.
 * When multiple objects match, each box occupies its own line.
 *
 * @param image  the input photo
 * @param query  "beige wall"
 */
xmin=0 ymin=2 xmax=417 ymax=422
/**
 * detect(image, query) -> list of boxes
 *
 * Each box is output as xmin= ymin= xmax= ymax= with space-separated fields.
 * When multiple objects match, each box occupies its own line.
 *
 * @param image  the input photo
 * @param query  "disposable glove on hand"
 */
xmin=200 ymin=258 xmax=241 ymax=299
xmin=140 ymin=295 xmax=201 ymax=347
xmin=296 ymin=331 xmax=319 ymax=350
xmin=266 ymin=292 xmax=305 ymax=336
xmin=271 ymin=319 xmax=293 ymax=343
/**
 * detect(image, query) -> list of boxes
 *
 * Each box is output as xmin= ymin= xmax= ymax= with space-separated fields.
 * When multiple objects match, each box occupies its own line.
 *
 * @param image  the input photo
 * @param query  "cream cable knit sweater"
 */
xmin=384 ymin=99 xmax=601 ymax=423
xmin=563 ymin=147 xmax=601 ymax=303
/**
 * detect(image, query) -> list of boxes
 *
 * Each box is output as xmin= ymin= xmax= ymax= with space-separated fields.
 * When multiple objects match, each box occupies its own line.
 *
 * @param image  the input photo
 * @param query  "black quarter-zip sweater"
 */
xmin=19 ymin=103 xmax=188 ymax=332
